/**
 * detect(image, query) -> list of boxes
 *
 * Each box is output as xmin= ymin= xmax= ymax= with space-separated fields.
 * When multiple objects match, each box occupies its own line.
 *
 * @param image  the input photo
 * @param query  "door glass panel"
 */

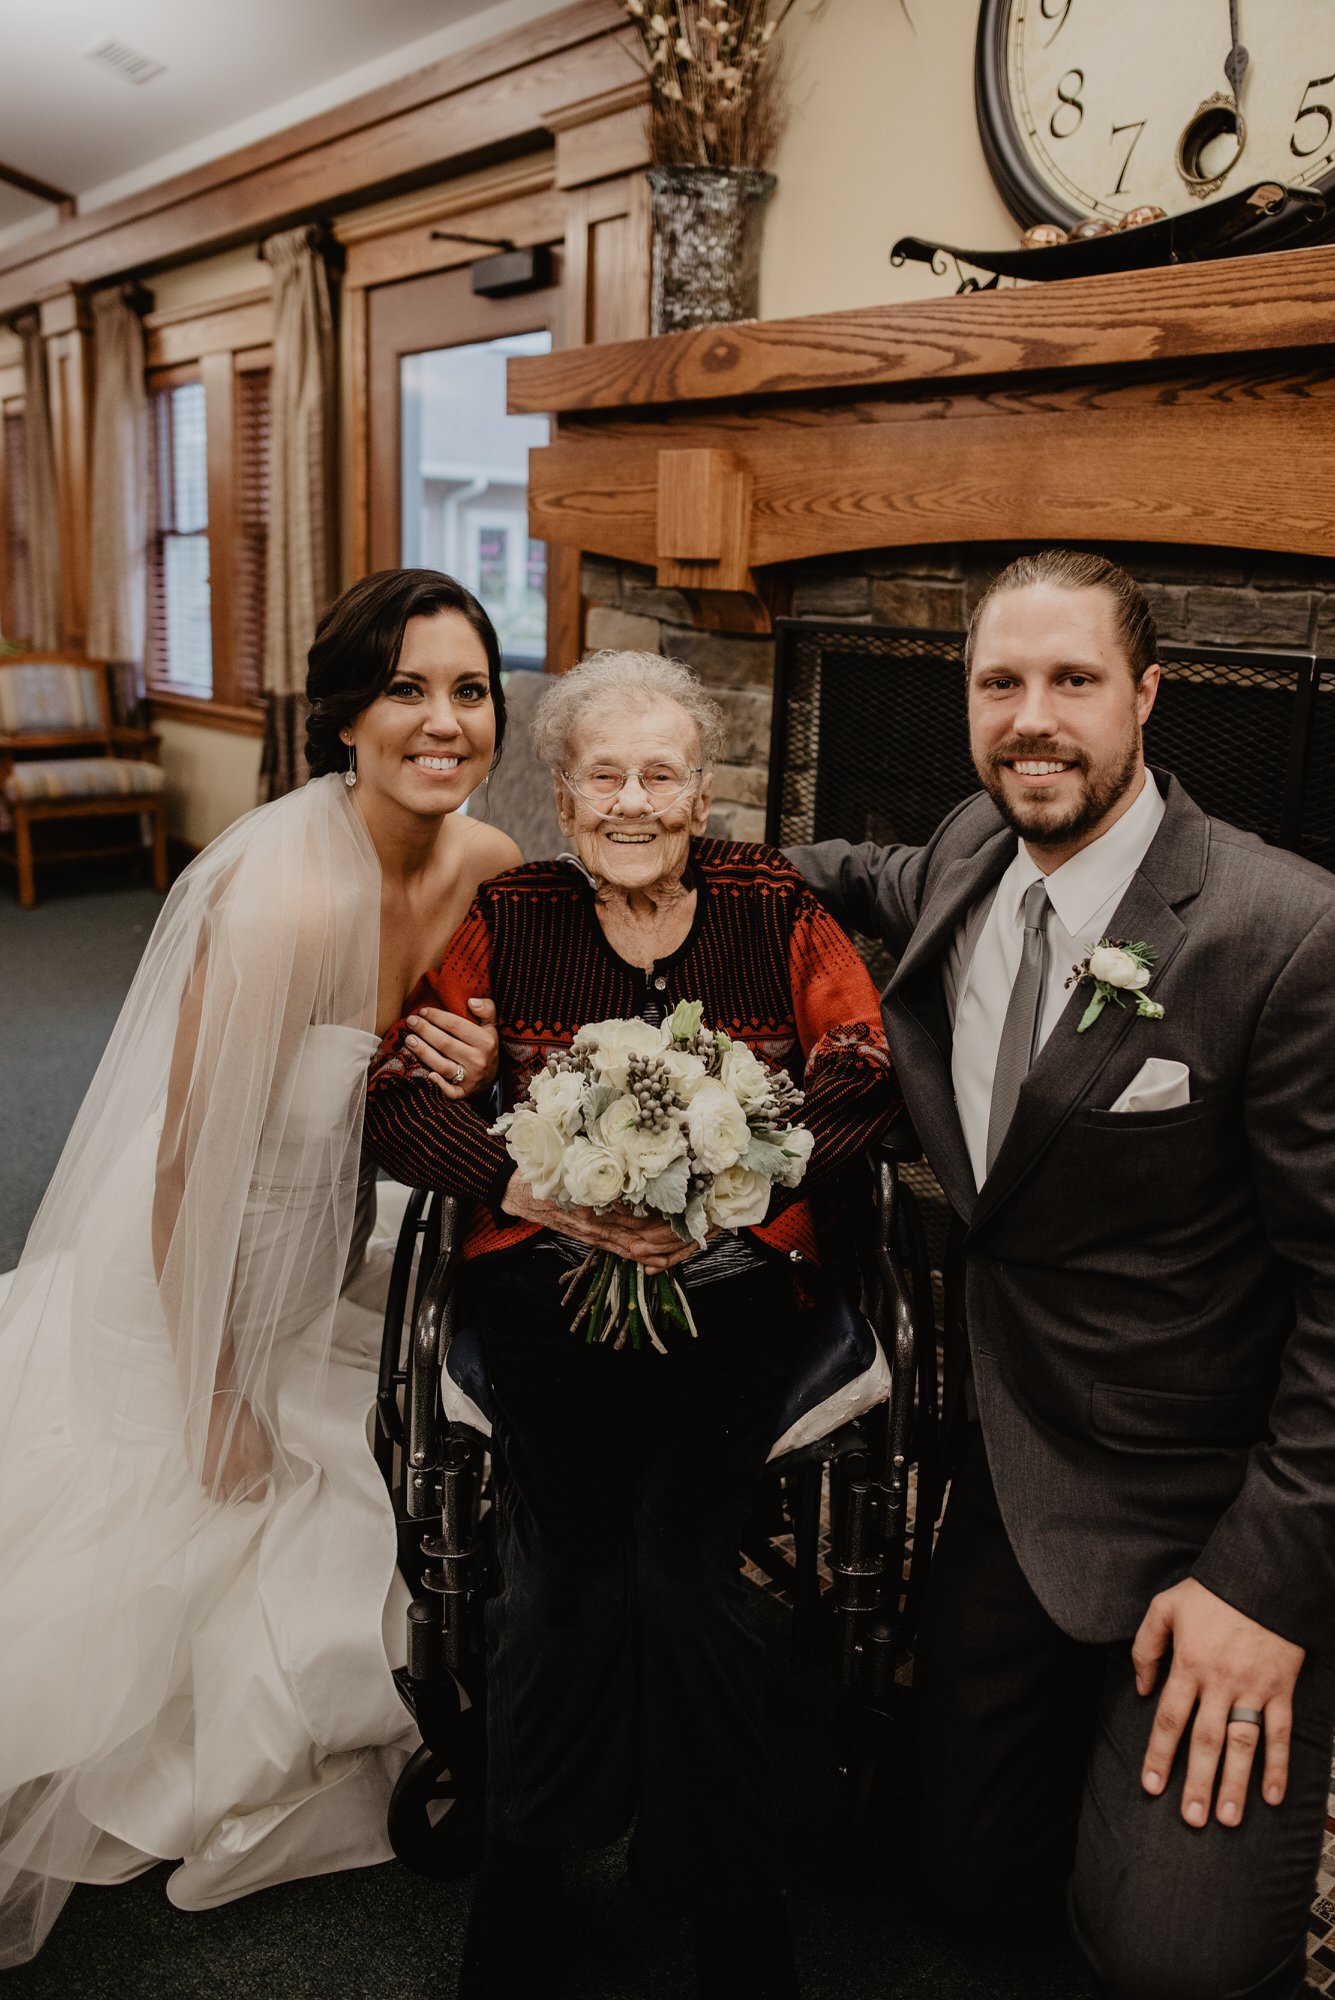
xmin=400 ymin=329 xmax=552 ymax=669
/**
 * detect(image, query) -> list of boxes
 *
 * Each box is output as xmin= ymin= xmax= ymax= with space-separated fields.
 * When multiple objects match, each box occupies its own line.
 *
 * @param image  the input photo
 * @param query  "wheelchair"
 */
xmin=372 ymin=1142 xmax=945 ymax=1881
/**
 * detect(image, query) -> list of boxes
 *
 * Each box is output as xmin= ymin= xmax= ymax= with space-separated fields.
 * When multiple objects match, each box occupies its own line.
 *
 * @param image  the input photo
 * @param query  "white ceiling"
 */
xmin=0 ymin=0 xmax=572 ymax=240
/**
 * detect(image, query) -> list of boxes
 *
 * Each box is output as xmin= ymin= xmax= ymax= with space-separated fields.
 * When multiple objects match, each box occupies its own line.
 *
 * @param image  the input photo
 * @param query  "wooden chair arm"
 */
xmin=0 ymin=728 xmax=106 ymax=753
xmin=109 ymin=727 xmax=162 ymax=757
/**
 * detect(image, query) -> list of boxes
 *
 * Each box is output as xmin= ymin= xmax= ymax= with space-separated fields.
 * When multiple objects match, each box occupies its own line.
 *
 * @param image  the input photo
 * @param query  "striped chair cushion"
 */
xmin=4 ymin=758 xmax=165 ymax=804
xmin=0 ymin=664 xmax=103 ymax=736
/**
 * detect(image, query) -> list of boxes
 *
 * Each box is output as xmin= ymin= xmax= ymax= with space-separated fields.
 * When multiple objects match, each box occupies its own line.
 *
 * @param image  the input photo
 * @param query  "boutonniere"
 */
xmin=1066 ymin=938 xmax=1165 ymax=1033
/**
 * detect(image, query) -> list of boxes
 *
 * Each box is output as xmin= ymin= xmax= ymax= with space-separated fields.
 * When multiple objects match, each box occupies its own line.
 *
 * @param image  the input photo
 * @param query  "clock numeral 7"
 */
xmin=1049 ymin=69 xmax=1085 ymax=141
xmin=1109 ymin=119 xmax=1146 ymax=196
xmin=1039 ymin=0 xmax=1073 ymax=44
xmin=1291 ymin=74 xmax=1335 ymax=158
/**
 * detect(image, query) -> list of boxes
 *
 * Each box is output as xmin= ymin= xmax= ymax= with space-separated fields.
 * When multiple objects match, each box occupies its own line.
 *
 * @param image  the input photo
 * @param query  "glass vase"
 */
xmin=648 ymin=166 xmax=776 ymax=336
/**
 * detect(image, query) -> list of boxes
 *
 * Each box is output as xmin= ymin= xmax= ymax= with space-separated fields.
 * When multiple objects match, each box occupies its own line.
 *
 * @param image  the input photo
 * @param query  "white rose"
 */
xmin=593 ymin=1093 xmax=642 ymax=1150
xmin=773 ymin=1124 xmax=815 ymax=1189
xmin=704 ymin=1163 xmax=772 ymax=1232
xmin=562 ymin=1136 xmax=628 ymax=1209
xmin=527 ymin=1066 xmax=587 ymax=1137
xmin=718 ymin=1039 xmax=772 ymax=1112
xmin=621 ymin=1122 xmax=688 ymax=1199
xmin=686 ymin=1081 xmax=751 ymax=1175
xmin=504 ymin=1109 xmax=567 ymax=1202
xmin=661 ymin=1047 xmax=709 ymax=1102
xmin=595 ymin=1096 xmax=687 ymax=1200
xmin=1088 ymin=945 xmax=1150 ymax=991
xmin=573 ymin=1017 xmax=669 ymax=1088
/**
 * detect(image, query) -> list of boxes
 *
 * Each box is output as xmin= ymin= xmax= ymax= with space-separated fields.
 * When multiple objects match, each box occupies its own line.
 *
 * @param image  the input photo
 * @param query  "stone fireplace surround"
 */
xmin=580 ymin=543 xmax=1335 ymax=844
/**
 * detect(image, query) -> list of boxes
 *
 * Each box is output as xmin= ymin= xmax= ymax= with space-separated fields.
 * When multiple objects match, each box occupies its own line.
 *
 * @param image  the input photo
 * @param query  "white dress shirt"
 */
xmin=947 ymin=773 xmax=1166 ymax=1189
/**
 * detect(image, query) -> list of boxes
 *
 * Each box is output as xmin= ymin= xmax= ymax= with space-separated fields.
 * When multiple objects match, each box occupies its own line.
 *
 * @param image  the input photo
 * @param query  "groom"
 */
xmin=792 ymin=549 xmax=1335 ymax=1998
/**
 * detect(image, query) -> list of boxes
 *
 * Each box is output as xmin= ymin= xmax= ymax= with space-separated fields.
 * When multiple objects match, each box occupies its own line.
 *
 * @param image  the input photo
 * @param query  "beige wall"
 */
xmin=154 ymin=718 xmax=264 ymax=851
xmin=762 ymin=0 xmax=1016 ymax=320
xmin=147 ymin=245 xmax=270 ymax=315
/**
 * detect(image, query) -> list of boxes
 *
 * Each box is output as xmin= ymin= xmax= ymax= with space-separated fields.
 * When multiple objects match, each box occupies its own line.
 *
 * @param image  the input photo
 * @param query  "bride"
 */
xmin=0 ymin=567 xmax=519 ymax=1965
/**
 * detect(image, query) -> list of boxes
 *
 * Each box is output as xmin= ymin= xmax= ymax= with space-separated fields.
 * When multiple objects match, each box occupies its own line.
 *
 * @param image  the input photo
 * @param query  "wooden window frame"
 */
xmin=143 ymin=294 xmax=273 ymax=736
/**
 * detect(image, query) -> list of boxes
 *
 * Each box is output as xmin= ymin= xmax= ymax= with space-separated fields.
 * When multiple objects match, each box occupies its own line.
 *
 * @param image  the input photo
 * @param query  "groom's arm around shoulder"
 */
xmin=787 ymin=791 xmax=988 ymax=959
xmin=1190 ymin=843 xmax=1335 ymax=1656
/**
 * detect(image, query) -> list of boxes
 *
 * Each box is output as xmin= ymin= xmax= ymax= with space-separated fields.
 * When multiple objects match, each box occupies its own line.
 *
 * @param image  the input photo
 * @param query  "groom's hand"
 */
xmin=1132 ymin=1577 xmax=1305 ymax=1828
xmin=405 ymin=997 xmax=498 ymax=1098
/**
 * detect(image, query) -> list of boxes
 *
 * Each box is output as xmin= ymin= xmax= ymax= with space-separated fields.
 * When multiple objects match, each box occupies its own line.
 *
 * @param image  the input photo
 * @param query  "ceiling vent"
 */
xmin=81 ymin=37 xmax=168 ymax=86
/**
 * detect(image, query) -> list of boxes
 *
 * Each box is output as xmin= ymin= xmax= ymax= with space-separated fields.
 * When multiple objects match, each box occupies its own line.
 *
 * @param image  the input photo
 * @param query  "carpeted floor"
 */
xmin=0 ymin=873 xmax=165 ymax=1269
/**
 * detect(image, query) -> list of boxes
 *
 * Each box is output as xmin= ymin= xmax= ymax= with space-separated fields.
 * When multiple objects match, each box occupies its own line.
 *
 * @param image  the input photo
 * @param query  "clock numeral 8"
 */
xmin=1291 ymin=74 xmax=1335 ymax=159
xmin=1050 ymin=69 xmax=1085 ymax=142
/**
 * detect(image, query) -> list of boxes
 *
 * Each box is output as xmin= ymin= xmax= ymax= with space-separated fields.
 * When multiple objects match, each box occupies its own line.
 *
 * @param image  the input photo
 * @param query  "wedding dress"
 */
xmin=0 ymin=777 xmax=418 ymax=1965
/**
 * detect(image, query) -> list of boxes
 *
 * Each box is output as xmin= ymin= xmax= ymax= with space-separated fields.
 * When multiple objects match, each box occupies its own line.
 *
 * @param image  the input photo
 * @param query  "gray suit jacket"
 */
xmin=792 ymin=774 xmax=1335 ymax=1654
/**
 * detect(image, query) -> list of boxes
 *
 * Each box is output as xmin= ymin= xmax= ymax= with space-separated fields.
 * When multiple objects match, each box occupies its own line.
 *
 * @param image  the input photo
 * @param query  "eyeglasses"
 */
xmin=561 ymin=760 xmax=703 ymax=815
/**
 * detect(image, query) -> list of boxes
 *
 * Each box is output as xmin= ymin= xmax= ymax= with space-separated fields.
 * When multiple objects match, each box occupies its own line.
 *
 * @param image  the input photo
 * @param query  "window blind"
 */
xmin=234 ymin=367 xmax=271 ymax=707
xmin=147 ymin=379 xmax=212 ymax=693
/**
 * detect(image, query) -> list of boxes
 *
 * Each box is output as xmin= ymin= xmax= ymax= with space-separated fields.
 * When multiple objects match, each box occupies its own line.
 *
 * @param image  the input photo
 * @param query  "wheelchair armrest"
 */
xmin=406 ymin=1195 xmax=463 ymax=1517
xmin=870 ymin=1101 xmax=923 ymax=1168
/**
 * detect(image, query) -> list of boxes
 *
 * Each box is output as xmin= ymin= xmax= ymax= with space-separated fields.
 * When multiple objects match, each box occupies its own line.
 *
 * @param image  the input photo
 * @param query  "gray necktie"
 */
xmin=985 ymin=880 xmax=1051 ymax=1175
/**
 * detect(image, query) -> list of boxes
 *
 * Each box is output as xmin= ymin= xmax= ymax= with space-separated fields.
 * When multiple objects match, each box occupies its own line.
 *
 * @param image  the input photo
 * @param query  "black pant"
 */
xmin=464 ymin=1243 xmax=800 ymax=1911
xmin=915 ymin=1420 xmax=1335 ymax=2000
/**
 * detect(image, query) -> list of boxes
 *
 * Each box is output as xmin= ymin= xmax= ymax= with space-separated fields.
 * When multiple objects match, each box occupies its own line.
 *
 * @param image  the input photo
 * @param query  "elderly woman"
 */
xmin=365 ymin=651 xmax=896 ymax=2000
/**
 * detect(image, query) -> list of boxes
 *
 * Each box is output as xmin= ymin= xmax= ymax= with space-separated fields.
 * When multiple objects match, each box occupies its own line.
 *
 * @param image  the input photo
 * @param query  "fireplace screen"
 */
xmin=766 ymin=622 xmax=1335 ymax=876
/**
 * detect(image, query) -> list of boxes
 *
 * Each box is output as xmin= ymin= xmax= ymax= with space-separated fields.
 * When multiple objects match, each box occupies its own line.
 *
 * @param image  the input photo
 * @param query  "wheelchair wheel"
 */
xmin=388 ymin=1740 xmax=486 ymax=1879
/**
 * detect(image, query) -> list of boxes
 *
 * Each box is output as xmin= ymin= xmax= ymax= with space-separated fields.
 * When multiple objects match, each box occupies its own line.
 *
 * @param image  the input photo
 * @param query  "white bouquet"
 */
xmin=491 ymin=999 xmax=813 ymax=1351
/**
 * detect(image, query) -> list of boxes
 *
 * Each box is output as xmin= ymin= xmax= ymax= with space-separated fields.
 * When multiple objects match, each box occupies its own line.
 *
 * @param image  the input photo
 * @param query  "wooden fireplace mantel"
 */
xmin=509 ymin=241 xmax=1335 ymax=629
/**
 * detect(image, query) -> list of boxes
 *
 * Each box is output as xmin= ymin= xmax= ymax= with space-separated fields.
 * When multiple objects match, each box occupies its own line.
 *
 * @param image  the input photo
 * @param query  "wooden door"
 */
xmin=366 ymin=263 xmax=573 ymax=673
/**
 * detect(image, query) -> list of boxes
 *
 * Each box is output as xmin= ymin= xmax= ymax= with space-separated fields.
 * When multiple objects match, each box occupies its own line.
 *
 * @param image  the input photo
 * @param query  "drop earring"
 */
xmin=344 ymin=743 xmax=357 ymax=790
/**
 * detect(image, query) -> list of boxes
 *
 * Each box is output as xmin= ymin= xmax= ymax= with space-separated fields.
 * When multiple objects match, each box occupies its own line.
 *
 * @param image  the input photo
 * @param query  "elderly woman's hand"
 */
xmin=501 ymin=1176 xmax=699 ymax=1273
xmin=405 ymin=998 xmax=498 ymax=1099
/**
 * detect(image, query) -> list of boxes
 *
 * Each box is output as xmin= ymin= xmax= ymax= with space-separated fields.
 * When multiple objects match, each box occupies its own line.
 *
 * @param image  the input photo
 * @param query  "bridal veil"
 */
xmin=0 ymin=775 xmax=383 ymax=1963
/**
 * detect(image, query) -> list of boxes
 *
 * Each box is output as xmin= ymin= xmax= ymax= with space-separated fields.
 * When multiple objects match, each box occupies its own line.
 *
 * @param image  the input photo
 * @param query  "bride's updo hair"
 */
xmin=305 ymin=568 xmax=507 ymax=778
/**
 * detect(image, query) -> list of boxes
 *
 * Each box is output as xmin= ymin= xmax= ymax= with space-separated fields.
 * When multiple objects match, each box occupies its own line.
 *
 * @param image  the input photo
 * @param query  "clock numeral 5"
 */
xmin=1039 ymin=0 xmax=1073 ymax=44
xmin=1049 ymin=69 xmax=1085 ymax=141
xmin=1291 ymin=74 xmax=1335 ymax=158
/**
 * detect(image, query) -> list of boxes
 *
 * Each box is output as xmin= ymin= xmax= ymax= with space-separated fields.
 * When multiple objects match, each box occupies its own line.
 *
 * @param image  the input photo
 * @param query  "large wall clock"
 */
xmin=976 ymin=1 xmax=1335 ymax=238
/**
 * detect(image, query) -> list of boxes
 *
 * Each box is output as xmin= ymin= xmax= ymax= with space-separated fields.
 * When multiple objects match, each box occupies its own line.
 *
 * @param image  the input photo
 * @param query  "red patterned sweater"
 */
xmin=365 ymin=840 xmax=897 ymax=1268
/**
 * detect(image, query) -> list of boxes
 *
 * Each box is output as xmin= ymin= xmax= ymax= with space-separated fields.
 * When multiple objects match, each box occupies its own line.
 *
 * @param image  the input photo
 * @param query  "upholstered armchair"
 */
xmin=0 ymin=652 xmax=168 ymax=908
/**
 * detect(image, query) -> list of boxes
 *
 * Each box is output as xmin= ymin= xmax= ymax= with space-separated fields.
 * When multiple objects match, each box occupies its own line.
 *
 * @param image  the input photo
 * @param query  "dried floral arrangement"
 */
xmin=623 ymin=1 xmax=800 ymax=170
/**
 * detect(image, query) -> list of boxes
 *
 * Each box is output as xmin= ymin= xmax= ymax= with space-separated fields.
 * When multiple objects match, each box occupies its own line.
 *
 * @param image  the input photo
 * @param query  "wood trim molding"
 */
xmin=336 ymin=159 xmax=556 ymax=254
xmin=149 ymin=691 xmax=265 ymax=735
xmin=339 ymin=167 xmax=566 ymax=293
xmin=143 ymin=288 xmax=273 ymax=368
xmin=545 ymin=80 xmax=651 ymax=191
xmin=508 ymin=239 xmax=1335 ymax=414
xmin=0 ymin=3 xmax=636 ymax=317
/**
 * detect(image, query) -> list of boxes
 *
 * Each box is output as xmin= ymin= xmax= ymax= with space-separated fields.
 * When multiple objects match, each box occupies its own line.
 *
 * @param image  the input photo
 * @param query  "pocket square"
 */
xmin=1108 ymin=1057 xmax=1190 ymax=1114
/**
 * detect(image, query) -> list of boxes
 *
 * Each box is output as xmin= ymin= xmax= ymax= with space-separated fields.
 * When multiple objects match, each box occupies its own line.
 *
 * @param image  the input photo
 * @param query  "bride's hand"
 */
xmin=501 ymin=1176 xmax=699 ymax=1273
xmin=404 ymin=998 xmax=498 ymax=1100
xmin=202 ymin=1390 xmax=273 ymax=1503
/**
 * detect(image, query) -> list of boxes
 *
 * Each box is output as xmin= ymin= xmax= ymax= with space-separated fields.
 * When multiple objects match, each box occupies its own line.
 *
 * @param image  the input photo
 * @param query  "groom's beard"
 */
xmin=976 ymin=733 xmax=1141 ymax=849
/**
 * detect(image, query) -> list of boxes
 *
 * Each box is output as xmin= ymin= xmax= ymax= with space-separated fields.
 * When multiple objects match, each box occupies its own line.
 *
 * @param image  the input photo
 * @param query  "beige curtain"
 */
xmin=13 ymin=311 xmax=61 ymax=651
xmin=260 ymin=225 xmax=337 ymax=800
xmin=87 ymin=288 xmax=149 ymax=721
